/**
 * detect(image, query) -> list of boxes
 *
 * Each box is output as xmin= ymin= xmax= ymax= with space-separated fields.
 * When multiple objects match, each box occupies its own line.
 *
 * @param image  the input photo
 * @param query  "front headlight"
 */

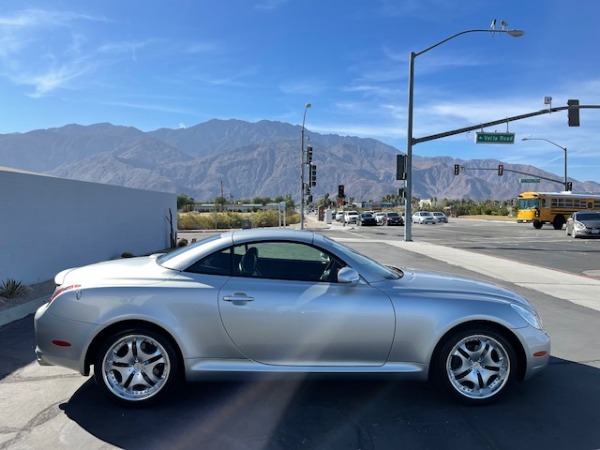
xmin=511 ymin=303 xmax=544 ymax=330
xmin=574 ymin=221 xmax=586 ymax=230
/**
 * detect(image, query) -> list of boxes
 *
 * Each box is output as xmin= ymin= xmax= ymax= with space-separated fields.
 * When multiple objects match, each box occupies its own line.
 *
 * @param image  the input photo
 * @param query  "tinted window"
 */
xmin=232 ymin=241 xmax=342 ymax=282
xmin=185 ymin=247 xmax=231 ymax=275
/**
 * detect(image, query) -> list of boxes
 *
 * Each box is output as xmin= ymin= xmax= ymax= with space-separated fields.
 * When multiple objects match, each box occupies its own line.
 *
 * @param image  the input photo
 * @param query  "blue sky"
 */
xmin=1 ymin=1 xmax=599 ymax=183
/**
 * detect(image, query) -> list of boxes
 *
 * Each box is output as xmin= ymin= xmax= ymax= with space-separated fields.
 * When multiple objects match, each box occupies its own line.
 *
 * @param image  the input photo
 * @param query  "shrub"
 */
xmin=1 ymin=278 xmax=23 ymax=298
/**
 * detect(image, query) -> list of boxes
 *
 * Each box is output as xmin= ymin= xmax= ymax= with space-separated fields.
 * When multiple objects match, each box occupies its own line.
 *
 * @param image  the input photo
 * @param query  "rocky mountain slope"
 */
xmin=1 ymin=120 xmax=598 ymax=202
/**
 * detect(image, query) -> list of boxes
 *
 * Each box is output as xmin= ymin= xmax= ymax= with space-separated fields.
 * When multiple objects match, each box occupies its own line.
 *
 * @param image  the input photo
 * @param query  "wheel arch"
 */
xmin=428 ymin=320 xmax=527 ymax=382
xmin=84 ymin=320 xmax=184 ymax=378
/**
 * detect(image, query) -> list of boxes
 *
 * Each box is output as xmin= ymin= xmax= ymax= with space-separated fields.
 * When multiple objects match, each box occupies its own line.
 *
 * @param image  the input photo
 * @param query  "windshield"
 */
xmin=518 ymin=198 xmax=540 ymax=210
xmin=577 ymin=213 xmax=600 ymax=221
xmin=157 ymin=234 xmax=221 ymax=265
xmin=321 ymin=236 xmax=401 ymax=280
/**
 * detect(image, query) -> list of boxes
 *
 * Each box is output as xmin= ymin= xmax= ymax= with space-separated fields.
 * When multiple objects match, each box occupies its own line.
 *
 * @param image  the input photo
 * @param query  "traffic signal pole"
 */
xmin=414 ymin=104 xmax=599 ymax=145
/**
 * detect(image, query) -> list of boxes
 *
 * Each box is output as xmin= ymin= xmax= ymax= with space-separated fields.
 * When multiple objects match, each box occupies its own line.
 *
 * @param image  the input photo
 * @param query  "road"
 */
xmin=1 ymin=219 xmax=599 ymax=449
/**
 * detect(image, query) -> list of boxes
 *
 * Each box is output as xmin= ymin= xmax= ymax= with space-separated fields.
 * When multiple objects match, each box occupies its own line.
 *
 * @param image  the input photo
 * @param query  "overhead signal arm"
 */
xmin=414 ymin=103 xmax=598 ymax=145
xmin=460 ymin=166 xmax=564 ymax=185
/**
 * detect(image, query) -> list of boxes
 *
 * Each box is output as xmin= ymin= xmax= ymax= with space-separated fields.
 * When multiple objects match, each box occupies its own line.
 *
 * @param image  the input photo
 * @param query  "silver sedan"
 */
xmin=35 ymin=229 xmax=550 ymax=407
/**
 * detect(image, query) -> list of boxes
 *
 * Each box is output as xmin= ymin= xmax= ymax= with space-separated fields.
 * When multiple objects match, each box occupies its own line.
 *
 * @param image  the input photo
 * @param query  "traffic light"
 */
xmin=396 ymin=154 xmax=407 ymax=180
xmin=309 ymin=164 xmax=317 ymax=186
xmin=306 ymin=194 xmax=313 ymax=203
xmin=567 ymin=99 xmax=580 ymax=127
xmin=566 ymin=181 xmax=573 ymax=191
xmin=498 ymin=164 xmax=504 ymax=176
xmin=338 ymin=184 xmax=345 ymax=198
xmin=306 ymin=145 xmax=313 ymax=164
xmin=453 ymin=164 xmax=460 ymax=175
xmin=398 ymin=187 xmax=405 ymax=197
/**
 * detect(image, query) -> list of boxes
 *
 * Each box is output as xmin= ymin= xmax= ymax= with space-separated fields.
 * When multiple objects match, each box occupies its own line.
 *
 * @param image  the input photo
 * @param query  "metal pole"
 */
xmin=521 ymin=137 xmax=568 ymax=190
xmin=404 ymin=52 xmax=415 ymax=242
xmin=405 ymin=27 xmax=523 ymax=242
xmin=300 ymin=103 xmax=311 ymax=230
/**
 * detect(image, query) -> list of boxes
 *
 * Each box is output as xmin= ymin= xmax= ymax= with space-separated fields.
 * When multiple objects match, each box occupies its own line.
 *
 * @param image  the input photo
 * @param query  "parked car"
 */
xmin=335 ymin=211 xmax=345 ymax=222
xmin=565 ymin=210 xmax=600 ymax=238
xmin=432 ymin=212 xmax=448 ymax=223
xmin=384 ymin=212 xmax=404 ymax=226
xmin=34 ymin=228 xmax=549 ymax=406
xmin=358 ymin=212 xmax=378 ymax=226
xmin=344 ymin=211 xmax=359 ymax=224
xmin=374 ymin=212 xmax=387 ymax=225
xmin=412 ymin=211 xmax=436 ymax=224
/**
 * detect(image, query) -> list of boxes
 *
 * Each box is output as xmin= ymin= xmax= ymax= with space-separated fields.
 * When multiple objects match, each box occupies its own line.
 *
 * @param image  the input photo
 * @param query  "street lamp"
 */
xmin=405 ymin=26 xmax=524 ymax=241
xmin=522 ymin=137 xmax=568 ymax=190
xmin=300 ymin=102 xmax=312 ymax=230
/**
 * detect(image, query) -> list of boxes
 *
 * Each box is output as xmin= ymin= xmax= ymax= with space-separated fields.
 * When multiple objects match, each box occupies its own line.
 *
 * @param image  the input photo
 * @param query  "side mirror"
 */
xmin=337 ymin=267 xmax=360 ymax=284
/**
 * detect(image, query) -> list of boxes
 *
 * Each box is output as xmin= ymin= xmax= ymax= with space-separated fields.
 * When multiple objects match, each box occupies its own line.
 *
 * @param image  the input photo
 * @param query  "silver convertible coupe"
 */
xmin=35 ymin=229 xmax=550 ymax=407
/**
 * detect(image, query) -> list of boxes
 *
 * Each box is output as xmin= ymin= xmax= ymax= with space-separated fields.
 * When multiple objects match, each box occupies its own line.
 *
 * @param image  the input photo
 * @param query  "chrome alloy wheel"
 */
xmin=445 ymin=334 xmax=510 ymax=400
xmin=101 ymin=333 xmax=171 ymax=402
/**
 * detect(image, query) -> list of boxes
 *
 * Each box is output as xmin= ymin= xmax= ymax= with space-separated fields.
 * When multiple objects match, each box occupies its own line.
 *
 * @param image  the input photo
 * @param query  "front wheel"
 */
xmin=533 ymin=220 xmax=543 ymax=229
xmin=94 ymin=328 xmax=180 ymax=406
xmin=433 ymin=326 xmax=517 ymax=406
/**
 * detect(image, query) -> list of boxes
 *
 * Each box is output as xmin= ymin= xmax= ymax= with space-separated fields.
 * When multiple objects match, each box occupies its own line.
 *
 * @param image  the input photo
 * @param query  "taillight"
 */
xmin=49 ymin=284 xmax=81 ymax=304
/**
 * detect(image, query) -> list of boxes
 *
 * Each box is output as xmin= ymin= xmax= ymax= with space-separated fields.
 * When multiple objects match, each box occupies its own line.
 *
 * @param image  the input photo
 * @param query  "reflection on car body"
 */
xmin=35 ymin=229 xmax=549 ymax=407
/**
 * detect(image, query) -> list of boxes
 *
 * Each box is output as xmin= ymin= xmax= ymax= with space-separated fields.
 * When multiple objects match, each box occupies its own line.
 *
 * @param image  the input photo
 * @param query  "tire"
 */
xmin=533 ymin=220 xmax=543 ymax=230
xmin=94 ymin=328 xmax=180 ymax=406
xmin=552 ymin=215 xmax=565 ymax=230
xmin=433 ymin=326 xmax=517 ymax=406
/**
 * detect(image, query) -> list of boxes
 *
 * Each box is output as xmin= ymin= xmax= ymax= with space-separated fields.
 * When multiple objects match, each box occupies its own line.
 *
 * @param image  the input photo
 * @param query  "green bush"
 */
xmin=178 ymin=211 xmax=300 ymax=230
xmin=1 ymin=278 xmax=23 ymax=298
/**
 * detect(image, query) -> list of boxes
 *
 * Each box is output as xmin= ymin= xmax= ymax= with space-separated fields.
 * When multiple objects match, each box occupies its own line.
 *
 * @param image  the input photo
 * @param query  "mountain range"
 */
xmin=1 ymin=119 xmax=598 ymax=202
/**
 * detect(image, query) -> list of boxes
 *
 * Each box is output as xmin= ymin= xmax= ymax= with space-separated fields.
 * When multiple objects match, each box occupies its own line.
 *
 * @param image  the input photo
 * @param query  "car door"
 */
xmin=218 ymin=241 xmax=395 ymax=367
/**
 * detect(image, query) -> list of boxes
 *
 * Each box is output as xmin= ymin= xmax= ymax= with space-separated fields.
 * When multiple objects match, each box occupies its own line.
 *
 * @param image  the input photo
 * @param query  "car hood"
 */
xmin=55 ymin=255 xmax=173 ymax=287
xmin=389 ymin=268 xmax=529 ymax=306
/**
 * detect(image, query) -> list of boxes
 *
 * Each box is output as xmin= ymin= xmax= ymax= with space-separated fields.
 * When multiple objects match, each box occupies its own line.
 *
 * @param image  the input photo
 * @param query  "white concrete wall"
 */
xmin=0 ymin=167 xmax=177 ymax=284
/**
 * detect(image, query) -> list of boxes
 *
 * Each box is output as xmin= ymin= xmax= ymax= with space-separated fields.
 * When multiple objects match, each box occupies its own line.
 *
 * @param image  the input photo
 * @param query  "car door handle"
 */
xmin=222 ymin=294 xmax=255 ymax=302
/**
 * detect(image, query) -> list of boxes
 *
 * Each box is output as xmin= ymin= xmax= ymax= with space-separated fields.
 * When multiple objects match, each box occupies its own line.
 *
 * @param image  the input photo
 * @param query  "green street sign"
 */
xmin=475 ymin=132 xmax=515 ymax=144
xmin=520 ymin=178 xmax=541 ymax=183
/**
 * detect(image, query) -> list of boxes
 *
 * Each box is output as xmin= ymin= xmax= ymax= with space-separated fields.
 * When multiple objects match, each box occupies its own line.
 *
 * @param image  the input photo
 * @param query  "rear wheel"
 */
xmin=94 ymin=327 xmax=180 ymax=406
xmin=553 ymin=215 xmax=565 ymax=230
xmin=433 ymin=326 xmax=517 ymax=406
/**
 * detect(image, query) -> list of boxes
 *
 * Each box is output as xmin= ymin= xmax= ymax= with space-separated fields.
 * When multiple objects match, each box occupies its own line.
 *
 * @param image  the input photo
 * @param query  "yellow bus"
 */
xmin=517 ymin=191 xmax=600 ymax=229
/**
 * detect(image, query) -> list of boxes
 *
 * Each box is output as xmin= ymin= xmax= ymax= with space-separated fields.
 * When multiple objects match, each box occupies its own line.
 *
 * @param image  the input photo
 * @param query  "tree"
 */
xmin=214 ymin=195 xmax=227 ymax=211
xmin=177 ymin=194 xmax=195 ymax=211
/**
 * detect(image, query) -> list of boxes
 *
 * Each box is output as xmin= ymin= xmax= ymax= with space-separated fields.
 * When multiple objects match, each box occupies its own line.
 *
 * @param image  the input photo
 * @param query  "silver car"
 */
xmin=35 ymin=229 xmax=550 ymax=407
xmin=565 ymin=210 xmax=600 ymax=238
xmin=412 ymin=211 xmax=436 ymax=224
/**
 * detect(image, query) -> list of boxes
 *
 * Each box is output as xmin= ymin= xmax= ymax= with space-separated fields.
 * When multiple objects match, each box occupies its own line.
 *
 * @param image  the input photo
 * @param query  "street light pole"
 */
xmin=405 ymin=27 xmax=524 ymax=242
xmin=522 ymin=137 xmax=568 ymax=190
xmin=300 ymin=103 xmax=312 ymax=230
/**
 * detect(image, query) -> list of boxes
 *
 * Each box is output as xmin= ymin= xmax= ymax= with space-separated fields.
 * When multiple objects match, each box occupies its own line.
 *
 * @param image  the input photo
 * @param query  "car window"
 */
xmin=184 ymin=247 xmax=232 ymax=275
xmin=232 ymin=241 xmax=343 ymax=282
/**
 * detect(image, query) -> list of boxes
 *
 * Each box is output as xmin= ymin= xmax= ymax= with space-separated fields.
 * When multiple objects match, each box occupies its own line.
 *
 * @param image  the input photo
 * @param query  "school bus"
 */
xmin=517 ymin=191 xmax=600 ymax=229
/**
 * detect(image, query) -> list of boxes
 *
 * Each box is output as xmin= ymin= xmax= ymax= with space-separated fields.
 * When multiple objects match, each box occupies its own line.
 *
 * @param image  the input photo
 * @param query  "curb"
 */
xmin=0 ymin=295 xmax=49 ymax=327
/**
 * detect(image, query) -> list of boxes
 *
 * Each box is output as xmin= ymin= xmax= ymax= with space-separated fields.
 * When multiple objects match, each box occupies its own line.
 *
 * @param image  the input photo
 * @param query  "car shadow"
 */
xmin=60 ymin=356 xmax=600 ymax=450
